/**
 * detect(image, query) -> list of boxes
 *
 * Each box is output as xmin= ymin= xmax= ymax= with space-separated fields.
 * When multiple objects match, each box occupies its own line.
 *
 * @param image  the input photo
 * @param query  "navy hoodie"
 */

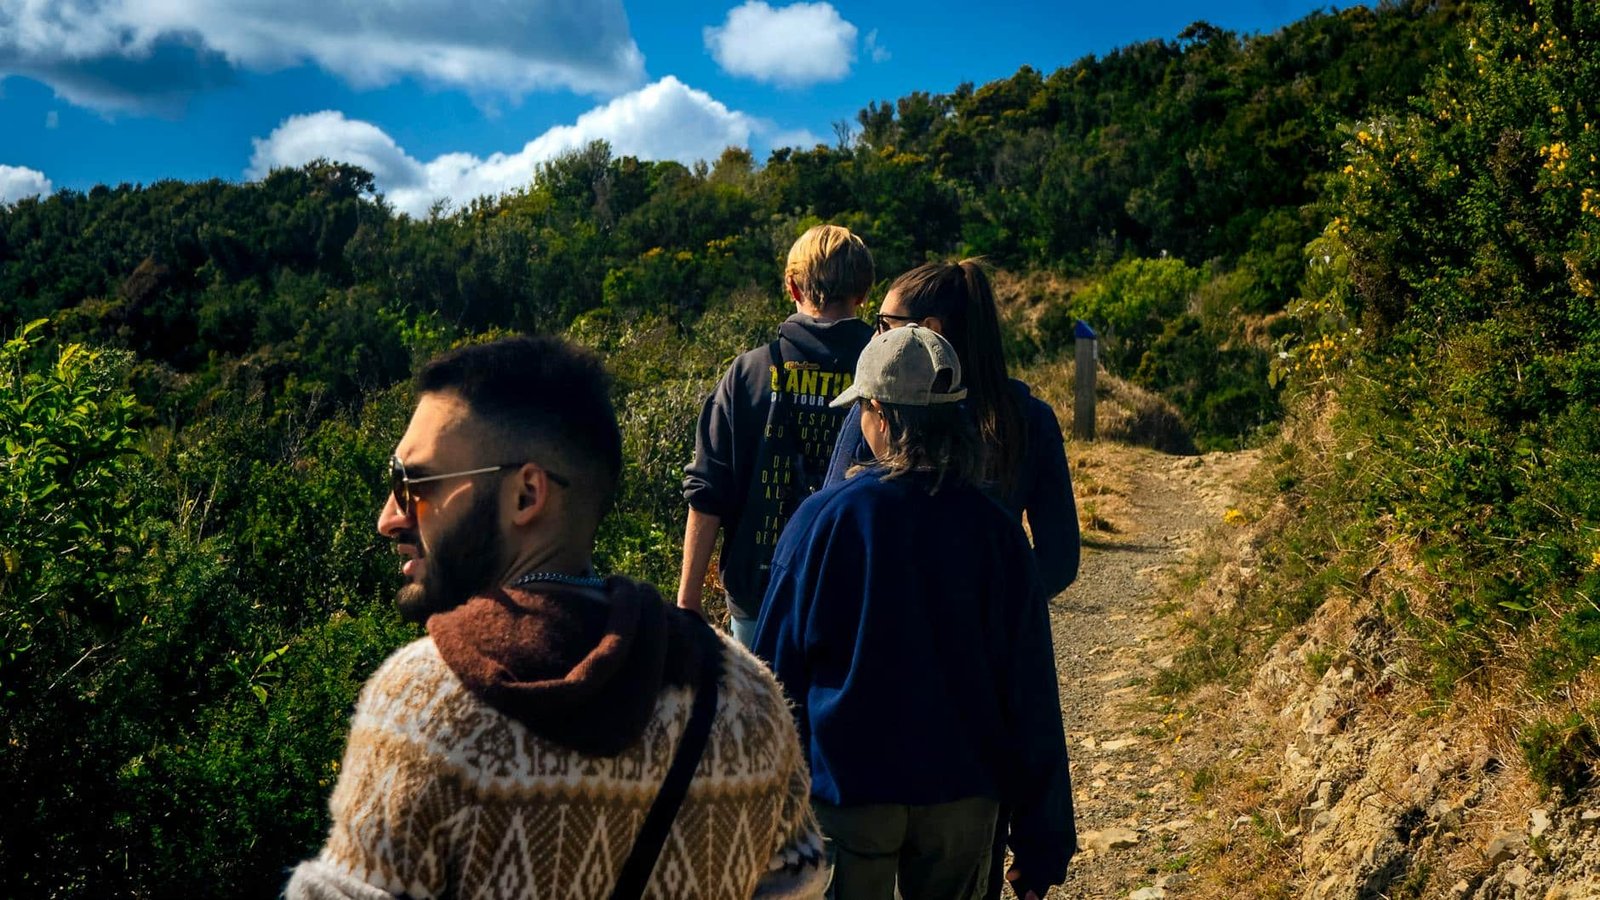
xmin=683 ymin=313 xmax=873 ymax=618
xmin=753 ymin=468 xmax=1076 ymax=887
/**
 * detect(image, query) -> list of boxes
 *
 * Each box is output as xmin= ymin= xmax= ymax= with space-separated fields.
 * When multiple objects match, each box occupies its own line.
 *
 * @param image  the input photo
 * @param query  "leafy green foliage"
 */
xmin=0 ymin=321 xmax=143 ymax=694
xmin=1255 ymin=0 xmax=1600 ymax=791
xmin=0 ymin=322 xmax=415 ymax=896
xmin=1521 ymin=712 xmax=1599 ymax=798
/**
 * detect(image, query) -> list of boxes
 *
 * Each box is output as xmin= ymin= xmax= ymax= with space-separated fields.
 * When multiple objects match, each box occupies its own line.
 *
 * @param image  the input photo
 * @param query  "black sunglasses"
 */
xmin=389 ymin=455 xmax=570 ymax=517
xmin=874 ymin=312 xmax=920 ymax=333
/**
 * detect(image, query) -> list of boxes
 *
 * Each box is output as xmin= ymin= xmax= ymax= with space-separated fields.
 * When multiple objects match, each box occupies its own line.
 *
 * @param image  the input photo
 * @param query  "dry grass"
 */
xmin=1063 ymin=442 xmax=1139 ymax=538
xmin=990 ymin=267 xmax=1087 ymax=339
xmin=1144 ymin=396 xmax=1597 ymax=899
xmin=1014 ymin=358 xmax=1194 ymax=455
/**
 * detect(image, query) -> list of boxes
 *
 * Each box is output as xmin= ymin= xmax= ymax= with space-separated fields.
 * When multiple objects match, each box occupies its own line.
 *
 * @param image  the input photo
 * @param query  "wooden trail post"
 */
xmin=1073 ymin=320 xmax=1097 ymax=442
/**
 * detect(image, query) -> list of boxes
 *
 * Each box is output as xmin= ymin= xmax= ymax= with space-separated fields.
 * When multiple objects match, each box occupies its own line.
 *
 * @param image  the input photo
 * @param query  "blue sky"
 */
xmin=0 ymin=0 xmax=1361 ymax=215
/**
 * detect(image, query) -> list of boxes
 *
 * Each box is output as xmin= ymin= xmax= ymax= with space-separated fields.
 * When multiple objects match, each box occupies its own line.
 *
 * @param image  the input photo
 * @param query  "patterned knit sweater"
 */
xmin=286 ymin=578 xmax=827 ymax=900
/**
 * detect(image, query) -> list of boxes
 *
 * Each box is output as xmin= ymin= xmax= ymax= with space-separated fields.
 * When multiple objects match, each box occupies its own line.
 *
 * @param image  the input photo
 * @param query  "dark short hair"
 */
xmin=416 ymin=335 xmax=623 ymax=504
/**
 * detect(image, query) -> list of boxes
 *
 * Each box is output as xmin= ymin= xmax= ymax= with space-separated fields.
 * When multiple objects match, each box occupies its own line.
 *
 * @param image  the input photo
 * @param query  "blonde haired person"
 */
xmin=679 ymin=224 xmax=875 ymax=646
xmin=784 ymin=224 xmax=875 ymax=310
xmin=754 ymin=325 xmax=1076 ymax=900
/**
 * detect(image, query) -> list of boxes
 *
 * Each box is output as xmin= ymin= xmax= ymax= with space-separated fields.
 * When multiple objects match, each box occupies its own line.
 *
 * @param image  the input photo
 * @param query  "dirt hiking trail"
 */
xmin=1049 ymin=444 xmax=1260 ymax=900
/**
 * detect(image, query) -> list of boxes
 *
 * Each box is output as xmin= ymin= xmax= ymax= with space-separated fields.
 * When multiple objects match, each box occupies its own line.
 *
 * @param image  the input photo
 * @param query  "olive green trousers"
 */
xmin=813 ymin=796 xmax=1000 ymax=900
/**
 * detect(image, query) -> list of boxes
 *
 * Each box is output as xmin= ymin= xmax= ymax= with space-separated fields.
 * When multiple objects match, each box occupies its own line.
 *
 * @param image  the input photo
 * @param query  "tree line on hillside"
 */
xmin=0 ymin=2 xmax=1468 ymax=895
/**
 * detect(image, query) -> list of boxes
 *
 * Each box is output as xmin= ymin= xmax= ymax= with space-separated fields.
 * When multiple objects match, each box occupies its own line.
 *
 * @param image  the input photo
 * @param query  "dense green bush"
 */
xmin=1028 ymin=256 xmax=1279 ymax=449
xmin=1259 ymin=0 xmax=1600 ymax=790
xmin=1 ymin=321 xmax=416 ymax=896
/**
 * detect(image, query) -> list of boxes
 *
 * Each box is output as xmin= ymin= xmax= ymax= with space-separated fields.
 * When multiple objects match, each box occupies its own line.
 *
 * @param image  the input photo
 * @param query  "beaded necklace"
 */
xmin=509 ymin=571 xmax=607 ymax=591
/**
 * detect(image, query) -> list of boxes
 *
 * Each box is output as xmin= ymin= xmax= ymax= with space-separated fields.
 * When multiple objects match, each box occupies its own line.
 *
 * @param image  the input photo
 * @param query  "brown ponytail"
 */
xmin=889 ymin=259 xmax=1026 ymax=497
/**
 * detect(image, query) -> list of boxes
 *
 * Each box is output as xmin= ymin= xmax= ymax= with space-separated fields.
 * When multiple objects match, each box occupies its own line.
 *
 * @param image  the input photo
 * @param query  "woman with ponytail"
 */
xmin=824 ymin=259 xmax=1080 ymax=596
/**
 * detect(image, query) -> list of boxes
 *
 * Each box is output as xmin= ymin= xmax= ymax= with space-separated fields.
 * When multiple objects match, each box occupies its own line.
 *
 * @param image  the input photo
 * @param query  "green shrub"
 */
xmin=1522 ymin=712 xmax=1599 ymax=798
xmin=1267 ymin=0 xmax=1600 ymax=700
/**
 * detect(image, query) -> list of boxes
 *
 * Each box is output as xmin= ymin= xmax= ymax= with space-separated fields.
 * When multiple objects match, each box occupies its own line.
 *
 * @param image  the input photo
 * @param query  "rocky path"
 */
xmin=1047 ymin=445 xmax=1259 ymax=900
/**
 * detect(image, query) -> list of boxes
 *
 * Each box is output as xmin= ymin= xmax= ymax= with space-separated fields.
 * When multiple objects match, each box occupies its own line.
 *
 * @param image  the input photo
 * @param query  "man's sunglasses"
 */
xmin=389 ymin=455 xmax=570 ymax=517
xmin=874 ymin=312 xmax=920 ymax=333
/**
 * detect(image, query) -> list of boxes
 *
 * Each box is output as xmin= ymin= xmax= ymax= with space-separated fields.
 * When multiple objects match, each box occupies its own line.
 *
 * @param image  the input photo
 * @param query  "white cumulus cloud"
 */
xmin=248 ymin=111 xmax=426 ymax=189
xmin=249 ymin=77 xmax=781 ymax=217
xmin=704 ymin=1 xmax=857 ymax=87
xmin=0 ymin=165 xmax=53 ymax=203
xmin=0 ymin=0 xmax=645 ymax=113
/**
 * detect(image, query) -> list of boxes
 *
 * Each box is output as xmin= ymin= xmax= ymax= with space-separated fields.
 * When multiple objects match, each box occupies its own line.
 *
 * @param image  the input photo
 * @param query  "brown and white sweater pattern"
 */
xmin=286 ymin=581 xmax=826 ymax=900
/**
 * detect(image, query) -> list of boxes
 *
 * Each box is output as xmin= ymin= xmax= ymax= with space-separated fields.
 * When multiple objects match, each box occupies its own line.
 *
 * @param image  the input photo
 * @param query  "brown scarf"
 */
xmin=427 ymin=576 xmax=706 ymax=757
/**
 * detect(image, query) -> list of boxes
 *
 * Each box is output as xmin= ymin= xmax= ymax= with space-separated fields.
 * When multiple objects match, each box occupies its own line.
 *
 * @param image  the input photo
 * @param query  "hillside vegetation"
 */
xmin=1144 ymin=0 xmax=1600 ymax=895
xmin=0 ymin=2 xmax=1473 ymax=895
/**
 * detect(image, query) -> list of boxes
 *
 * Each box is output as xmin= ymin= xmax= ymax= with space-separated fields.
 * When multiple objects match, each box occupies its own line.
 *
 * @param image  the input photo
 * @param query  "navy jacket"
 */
xmin=823 ymin=379 xmax=1079 ymax=597
xmin=753 ymin=468 xmax=1076 ymax=886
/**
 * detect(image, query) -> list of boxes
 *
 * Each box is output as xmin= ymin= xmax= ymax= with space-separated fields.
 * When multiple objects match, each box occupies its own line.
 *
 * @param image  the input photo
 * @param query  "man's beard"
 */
xmin=394 ymin=487 xmax=505 ymax=624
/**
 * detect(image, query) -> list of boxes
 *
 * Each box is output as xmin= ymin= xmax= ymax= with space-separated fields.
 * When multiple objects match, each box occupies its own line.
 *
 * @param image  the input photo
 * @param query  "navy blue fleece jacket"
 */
xmin=753 ymin=468 xmax=1076 ymax=888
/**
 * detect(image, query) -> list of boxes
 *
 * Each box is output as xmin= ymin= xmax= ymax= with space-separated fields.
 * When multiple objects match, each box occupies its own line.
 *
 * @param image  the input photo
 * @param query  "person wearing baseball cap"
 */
xmin=753 ymin=324 xmax=1076 ymax=900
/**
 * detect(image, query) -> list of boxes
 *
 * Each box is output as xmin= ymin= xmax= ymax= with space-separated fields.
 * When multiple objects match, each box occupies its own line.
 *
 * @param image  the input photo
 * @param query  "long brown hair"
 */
xmin=856 ymin=400 xmax=982 ymax=494
xmin=887 ymin=260 xmax=1025 ymax=497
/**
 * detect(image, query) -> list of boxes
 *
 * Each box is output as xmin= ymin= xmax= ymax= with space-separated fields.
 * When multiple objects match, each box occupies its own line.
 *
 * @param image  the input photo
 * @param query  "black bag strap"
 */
xmin=608 ymin=625 xmax=724 ymax=900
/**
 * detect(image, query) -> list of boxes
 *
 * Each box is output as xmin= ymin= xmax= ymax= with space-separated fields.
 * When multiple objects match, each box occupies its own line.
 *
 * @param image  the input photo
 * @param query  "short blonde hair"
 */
xmin=785 ymin=224 xmax=874 ymax=310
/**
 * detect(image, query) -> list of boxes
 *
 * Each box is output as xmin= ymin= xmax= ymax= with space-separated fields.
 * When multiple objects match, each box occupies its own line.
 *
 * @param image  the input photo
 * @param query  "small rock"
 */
xmin=1150 ymin=819 xmax=1194 ymax=834
xmin=1429 ymin=798 xmax=1464 ymax=834
xmin=1298 ymin=804 xmax=1324 ymax=832
xmin=1582 ymin=809 xmax=1600 ymax=823
xmin=1360 ymin=837 xmax=1380 ymax=867
xmin=1486 ymin=831 xmax=1525 ymax=866
xmin=1449 ymin=880 xmax=1470 ymax=897
xmin=1128 ymin=888 xmax=1164 ymax=900
xmin=1080 ymin=736 xmax=1099 ymax=751
xmin=1091 ymin=762 xmax=1113 ymax=776
xmin=1080 ymin=827 xmax=1141 ymax=852
xmin=1531 ymin=808 xmax=1551 ymax=839
xmin=1505 ymin=865 xmax=1530 ymax=889
xmin=1158 ymin=873 xmax=1190 ymax=890
xmin=1101 ymin=738 xmax=1141 ymax=752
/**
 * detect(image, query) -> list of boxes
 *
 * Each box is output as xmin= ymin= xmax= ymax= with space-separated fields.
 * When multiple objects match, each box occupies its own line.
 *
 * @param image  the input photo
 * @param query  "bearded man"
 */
xmin=286 ymin=335 xmax=826 ymax=900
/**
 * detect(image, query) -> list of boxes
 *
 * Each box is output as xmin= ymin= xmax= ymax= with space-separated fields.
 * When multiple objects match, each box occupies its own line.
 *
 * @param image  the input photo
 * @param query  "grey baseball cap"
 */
xmin=830 ymin=323 xmax=968 ymax=408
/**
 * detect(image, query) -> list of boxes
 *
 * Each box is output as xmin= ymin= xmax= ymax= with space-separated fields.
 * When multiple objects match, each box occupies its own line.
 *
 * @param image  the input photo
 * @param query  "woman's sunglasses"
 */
xmin=389 ymin=455 xmax=570 ymax=517
xmin=874 ymin=312 xmax=920 ymax=333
